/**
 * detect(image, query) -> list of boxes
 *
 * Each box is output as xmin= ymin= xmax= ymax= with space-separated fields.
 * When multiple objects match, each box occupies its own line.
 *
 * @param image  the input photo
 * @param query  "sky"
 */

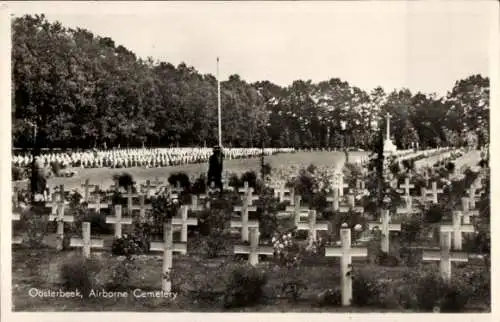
xmin=7 ymin=1 xmax=497 ymax=97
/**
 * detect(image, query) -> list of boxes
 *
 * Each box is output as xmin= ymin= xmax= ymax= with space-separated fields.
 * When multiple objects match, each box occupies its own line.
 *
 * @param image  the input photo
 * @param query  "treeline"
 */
xmin=12 ymin=14 xmax=490 ymax=150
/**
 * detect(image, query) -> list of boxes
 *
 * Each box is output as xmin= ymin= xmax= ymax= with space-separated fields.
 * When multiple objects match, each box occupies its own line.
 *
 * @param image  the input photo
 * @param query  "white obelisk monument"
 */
xmin=383 ymin=112 xmax=397 ymax=154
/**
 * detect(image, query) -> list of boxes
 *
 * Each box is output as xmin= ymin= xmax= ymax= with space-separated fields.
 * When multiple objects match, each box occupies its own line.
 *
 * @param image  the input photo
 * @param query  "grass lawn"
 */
xmin=11 ymin=242 xmax=489 ymax=312
xmin=13 ymin=151 xmax=369 ymax=192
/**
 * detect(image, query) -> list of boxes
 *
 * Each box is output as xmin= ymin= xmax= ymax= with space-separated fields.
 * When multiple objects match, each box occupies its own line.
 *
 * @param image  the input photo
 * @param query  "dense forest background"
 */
xmin=12 ymin=14 xmax=490 ymax=150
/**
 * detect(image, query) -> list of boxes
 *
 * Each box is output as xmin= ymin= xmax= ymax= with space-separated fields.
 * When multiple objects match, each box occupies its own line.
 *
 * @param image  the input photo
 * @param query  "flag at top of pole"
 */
xmin=217 ymin=57 xmax=222 ymax=148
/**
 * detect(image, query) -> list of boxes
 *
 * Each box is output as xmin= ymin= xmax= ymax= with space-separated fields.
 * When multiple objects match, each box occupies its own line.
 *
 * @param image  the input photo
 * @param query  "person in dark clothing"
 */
xmin=208 ymin=146 xmax=224 ymax=191
xmin=30 ymin=156 xmax=47 ymax=202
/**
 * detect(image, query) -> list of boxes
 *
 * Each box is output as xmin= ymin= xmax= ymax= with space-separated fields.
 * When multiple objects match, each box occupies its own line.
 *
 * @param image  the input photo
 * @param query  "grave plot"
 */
xmin=11 ymin=150 xmax=490 ymax=312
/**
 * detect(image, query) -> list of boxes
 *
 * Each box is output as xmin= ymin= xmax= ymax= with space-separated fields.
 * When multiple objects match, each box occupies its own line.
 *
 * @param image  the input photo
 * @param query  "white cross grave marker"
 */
xmin=87 ymin=192 xmax=109 ymax=214
xmin=327 ymin=189 xmax=340 ymax=212
xmin=150 ymin=222 xmax=187 ymax=292
xmin=48 ymin=200 xmax=75 ymax=250
xmin=70 ymin=222 xmax=104 ymax=258
xmin=324 ymin=223 xmax=368 ymax=306
xmin=296 ymin=210 xmax=329 ymax=247
xmin=172 ymin=205 xmax=198 ymax=242
xmin=234 ymin=227 xmax=274 ymax=266
xmin=398 ymin=177 xmax=414 ymax=198
xmin=233 ymin=196 xmax=258 ymax=241
xmin=238 ymin=181 xmax=259 ymax=205
xmin=130 ymin=195 xmax=152 ymax=222
xmin=422 ymin=232 xmax=468 ymax=281
xmin=429 ymin=181 xmax=443 ymax=204
xmin=339 ymin=194 xmax=364 ymax=215
xmin=123 ymin=188 xmax=139 ymax=214
xmin=280 ymin=194 xmax=309 ymax=225
xmin=396 ymin=196 xmax=419 ymax=216
xmin=368 ymin=209 xmax=401 ymax=253
xmin=106 ymin=205 xmax=132 ymax=238
xmin=81 ymin=179 xmax=97 ymax=202
xmin=459 ymin=197 xmax=479 ymax=224
xmin=439 ymin=211 xmax=474 ymax=250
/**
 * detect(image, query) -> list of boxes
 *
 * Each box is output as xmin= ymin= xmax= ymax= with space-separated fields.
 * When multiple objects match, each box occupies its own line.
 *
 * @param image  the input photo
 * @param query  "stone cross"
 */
xmin=274 ymin=185 xmax=291 ymax=203
xmin=465 ymin=187 xmax=479 ymax=209
xmin=171 ymin=182 xmax=184 ymax=195
xmin=422 ymin=232 xmax=468 ymax=281
xmin=368 ymin=209 xmax=401 ymax=253
xmin=326 ymin=189 xmax=340 ymax=212
xmin=106 ymin=205 xmax=133 ymax=238
xmin=459 ymin=197 xmax=479 ymax=224
xmin=280 ymin=194 xmax=309 ymax=225
xmin=332 ymin=172 xmax=348 ymax=197
xmin=234 ymin=227 xmax=274 ymax=266
xmin=439 ymin=211 xmax=474 ymax=250
xmin=70 ymin=222 xmax=104 ymax=258
xmin=339 ymin=194 xmax=364 ymax=215
xmin=48 ymin=201 xmax=75 ymax=251
xmin=81 ymin=179 xmax=97 ymax=202
xmin=150 ymin=222 xmax=187 ymax=292
xmin=238 ymin=181 xmax=259 ymax=205
xmin=428 ymin=181 xmax=443 ymax=204
xmin=172 ymin=205 xmax=198 ymax=242
xmin=398 ymin=177 xmax=414 ymax=197
xmin=396 ymin=196 xmax=419 ymax=216
xmin=188 ymin=195 xmax=205 ymax=213
xmin=123 ymin=188 xmax=139 ymax=214
xmin=233 ymin=195 xmax=258 ymax=241
xmin=324 ymin=223 xmax=368 ymax=306
xmin=296 ymin=210 xmax=328 ymax=247
xmin=48 ymin=191 xmax=69 ymax=216
xmin=130 ymin=195 xmax=152 ymax=222
xmin=87 ymin=193 xmax=108 ymax=214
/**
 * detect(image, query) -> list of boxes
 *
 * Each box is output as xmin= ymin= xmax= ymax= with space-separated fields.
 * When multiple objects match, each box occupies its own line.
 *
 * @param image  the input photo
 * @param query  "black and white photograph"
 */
xmin=1 ymin=0 xmax=496 ymax=316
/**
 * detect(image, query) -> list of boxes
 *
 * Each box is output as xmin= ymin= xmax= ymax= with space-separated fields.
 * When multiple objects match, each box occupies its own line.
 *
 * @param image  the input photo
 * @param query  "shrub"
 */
xmin=317 ymin=288 xmax=341 ymax=307
xmin=223 ymin=264 xmax=269 ymax=309
xmin=111 ymin=235 xmax=146 ymax=257
xmin=240 ymin=171 xmax=258 ymax=189
xmin=60 ymin=256 xmax=101 ymax=298
xmin=12 ymin=166 xmax=25 ymax=181
xmin=107 ymin=257 xmax=141 ymax=291
xmin=113 ymin=173 xmax=135 ymax=191
xmin=203 ymin=233 xmax=231 ymax=258
xmin=191 ymin=173 xmax=207 ymax=195
xmin=375 ymin=251 xmax=401 ymax=267
xmin=446 ymin=162 xmax=456 ymax=173
xmin=413 ymin=272 xmax=471 ymax=312
xmin=424 ymin=204 xmax=444 ymax=223
xmin=19 ymin=205 xmax=51 ymax=247
xmin=352 ymin=271 xmax=385 ymax=307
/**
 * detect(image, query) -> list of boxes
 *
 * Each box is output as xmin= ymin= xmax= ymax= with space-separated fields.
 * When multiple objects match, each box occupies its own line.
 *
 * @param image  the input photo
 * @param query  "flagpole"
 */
xmin=217 ymin=57 xmax=222 ymax=147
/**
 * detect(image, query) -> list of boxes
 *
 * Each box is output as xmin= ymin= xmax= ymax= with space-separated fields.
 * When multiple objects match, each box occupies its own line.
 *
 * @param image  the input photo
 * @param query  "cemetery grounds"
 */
xmin=11 ymin=150 xmax=490 ymax=312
